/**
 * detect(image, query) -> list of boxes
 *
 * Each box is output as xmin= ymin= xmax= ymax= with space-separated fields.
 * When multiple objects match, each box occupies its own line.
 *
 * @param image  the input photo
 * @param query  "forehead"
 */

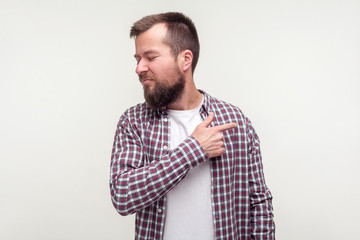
xmin=134 ymin=23 xmax=171 ymax=55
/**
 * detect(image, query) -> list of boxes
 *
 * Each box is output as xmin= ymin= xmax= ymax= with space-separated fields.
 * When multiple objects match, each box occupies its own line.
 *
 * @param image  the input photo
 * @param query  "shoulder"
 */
xmin=204 ymin=92 xmax=258 ymax=141
xmin=118 ymin=102 xmax=153 ymax=126
xmin=204 ymin=92 xmax=248 ymax=125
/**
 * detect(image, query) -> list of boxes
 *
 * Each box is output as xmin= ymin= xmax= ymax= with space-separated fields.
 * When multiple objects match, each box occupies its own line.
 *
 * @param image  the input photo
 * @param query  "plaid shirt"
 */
xmin=110 ymin=90 xmax=275 ymax=239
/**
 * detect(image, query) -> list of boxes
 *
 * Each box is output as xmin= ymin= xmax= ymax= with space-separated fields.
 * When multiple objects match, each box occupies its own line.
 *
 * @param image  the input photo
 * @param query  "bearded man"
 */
xmin=110 ymin=12 xmax=275 ymax=240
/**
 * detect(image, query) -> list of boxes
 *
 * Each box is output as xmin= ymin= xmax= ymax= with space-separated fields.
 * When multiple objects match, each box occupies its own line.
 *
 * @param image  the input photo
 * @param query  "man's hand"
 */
xmin=191 ymin=112 xmax=237 ymax=159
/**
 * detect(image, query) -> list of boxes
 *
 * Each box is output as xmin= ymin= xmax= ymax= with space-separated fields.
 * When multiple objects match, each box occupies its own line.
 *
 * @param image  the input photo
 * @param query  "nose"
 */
xmin=135 ymin=60 xmax=149 ymax=76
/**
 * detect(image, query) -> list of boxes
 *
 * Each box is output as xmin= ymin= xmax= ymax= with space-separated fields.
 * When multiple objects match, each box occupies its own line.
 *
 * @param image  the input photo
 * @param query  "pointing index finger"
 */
xmin=215 ymin=122 xmax=237 ymax=132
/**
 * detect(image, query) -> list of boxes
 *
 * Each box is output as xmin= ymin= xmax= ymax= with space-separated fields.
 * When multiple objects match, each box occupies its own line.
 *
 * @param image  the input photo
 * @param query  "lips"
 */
xmin=141 ymin=78 xmax=152 ymax=84
xmin=140 ymin=75 xmax=155 ymax=84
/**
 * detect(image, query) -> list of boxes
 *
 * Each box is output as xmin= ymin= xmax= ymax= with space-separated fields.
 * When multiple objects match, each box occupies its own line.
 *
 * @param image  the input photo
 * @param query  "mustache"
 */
xmin=139 ymin=74 xmax=155 ymax=82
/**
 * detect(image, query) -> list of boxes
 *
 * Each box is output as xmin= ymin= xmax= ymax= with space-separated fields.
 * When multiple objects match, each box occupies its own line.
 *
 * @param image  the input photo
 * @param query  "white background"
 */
xmin=1 ymin=0 xmax=359 ymax=239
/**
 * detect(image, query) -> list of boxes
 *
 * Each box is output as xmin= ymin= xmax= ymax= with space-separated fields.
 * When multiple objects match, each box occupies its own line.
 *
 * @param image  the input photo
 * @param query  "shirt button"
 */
xmin=157 ymin=208 xmax=163 ymax=213
xmin=163 ymin=146 xmax=168 ymax=150
xmin=163 ymin=118 xmax=168 ymax=122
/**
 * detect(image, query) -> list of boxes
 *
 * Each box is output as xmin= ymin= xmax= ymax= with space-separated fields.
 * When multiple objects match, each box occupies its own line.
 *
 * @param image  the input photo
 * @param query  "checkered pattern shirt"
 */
xmin=110 ymin=90 xmax=275 ymax=239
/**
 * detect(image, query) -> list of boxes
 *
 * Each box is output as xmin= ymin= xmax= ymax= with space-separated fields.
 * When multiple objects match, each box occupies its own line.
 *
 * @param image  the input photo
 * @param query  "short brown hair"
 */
xmin=130 ymin=12 xmax=200 ymax=74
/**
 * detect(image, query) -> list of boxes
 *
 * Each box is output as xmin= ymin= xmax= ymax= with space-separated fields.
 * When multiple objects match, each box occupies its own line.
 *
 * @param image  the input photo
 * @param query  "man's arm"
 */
xmin=247 ymin=118 xmax=275 ymax=239
xmin=110 ymin=112 xmax=236 ymax=216
xmin=110 ymin=115 xmax=207 ymax=216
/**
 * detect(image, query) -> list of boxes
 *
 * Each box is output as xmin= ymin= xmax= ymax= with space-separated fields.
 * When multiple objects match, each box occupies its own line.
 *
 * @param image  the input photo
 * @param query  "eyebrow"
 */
xmin=134 ymin=50 xmax=159 ymax=59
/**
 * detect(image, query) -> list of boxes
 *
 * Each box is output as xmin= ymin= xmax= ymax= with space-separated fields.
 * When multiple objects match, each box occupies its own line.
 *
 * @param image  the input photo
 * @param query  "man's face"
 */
xmin=134 ymin=23 xmax=185 ymax=110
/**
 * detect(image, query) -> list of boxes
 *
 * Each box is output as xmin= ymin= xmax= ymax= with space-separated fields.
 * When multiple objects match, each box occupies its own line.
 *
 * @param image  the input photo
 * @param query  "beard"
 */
xmin=142 ymin=67 xmax=185 ymax=110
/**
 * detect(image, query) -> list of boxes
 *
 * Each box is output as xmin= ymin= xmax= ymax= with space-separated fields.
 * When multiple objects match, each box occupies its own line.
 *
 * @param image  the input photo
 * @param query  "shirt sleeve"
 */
xmin=110 ymin=115 xmax=207 ymax=216
xmin=246 ymin=118 xmax=276 ymax=239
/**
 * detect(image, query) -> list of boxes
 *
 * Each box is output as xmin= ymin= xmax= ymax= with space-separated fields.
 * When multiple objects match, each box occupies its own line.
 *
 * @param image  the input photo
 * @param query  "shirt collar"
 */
xmin=198 ymin=89 xmax=213 ymax=116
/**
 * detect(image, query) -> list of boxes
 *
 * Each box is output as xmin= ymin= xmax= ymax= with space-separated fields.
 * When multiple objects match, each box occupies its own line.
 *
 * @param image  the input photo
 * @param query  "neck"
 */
xmin=167 ymin=79 xmax=202 ymax=110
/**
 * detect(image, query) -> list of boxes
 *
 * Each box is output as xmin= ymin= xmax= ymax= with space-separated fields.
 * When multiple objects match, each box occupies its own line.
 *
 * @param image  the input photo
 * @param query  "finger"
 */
xmin=201 ymin=112 xmax=214 ymax=127
xmin=215 ymin=122 xmax=237 ymax=132
xmin=213 ymin=132 xmax=224 ymax=141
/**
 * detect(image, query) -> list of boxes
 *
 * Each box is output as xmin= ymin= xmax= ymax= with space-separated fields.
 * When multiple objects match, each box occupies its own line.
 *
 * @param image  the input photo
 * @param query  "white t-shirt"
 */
xmin=163 ymin=97 xmax=214 ymax=240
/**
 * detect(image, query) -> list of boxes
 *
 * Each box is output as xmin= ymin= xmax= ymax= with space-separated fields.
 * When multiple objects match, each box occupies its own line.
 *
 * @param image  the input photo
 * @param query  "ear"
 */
xmin=179 ymin=50 xmax=193 ymax=72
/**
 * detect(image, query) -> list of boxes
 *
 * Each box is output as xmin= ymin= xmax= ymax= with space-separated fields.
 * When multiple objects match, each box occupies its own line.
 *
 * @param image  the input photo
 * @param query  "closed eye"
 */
xmin=148 ymin=56 xmax=157 ymax=61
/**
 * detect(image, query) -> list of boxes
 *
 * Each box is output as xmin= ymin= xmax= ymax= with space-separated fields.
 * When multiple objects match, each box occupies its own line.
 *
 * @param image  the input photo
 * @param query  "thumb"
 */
xmin=201 ymin=112 xmax=214 ymax=127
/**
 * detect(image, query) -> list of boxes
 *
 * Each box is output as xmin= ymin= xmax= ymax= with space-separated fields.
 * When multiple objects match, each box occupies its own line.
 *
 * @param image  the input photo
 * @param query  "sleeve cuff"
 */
xmin=177 ymin=136 xmax=208 ymax=168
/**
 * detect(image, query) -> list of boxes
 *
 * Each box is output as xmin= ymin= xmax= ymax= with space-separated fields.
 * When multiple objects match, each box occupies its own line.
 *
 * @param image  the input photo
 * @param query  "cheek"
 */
xmin=151 ymin=60 xmax=179 ymax=81
xmin=168 ymin=64 xmax=182 ymax=78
